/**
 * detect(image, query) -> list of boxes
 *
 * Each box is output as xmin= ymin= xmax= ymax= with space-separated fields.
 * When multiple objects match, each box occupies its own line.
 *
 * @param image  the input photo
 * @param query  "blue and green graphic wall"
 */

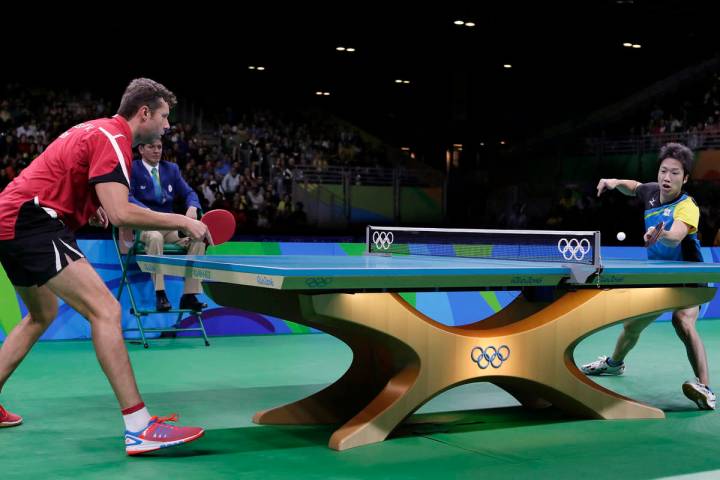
xmin=1 ymin=241 xmax=719 ymax=341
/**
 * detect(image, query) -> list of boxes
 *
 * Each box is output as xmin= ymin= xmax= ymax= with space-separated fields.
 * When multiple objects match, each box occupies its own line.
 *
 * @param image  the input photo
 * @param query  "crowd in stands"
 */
xmin=0 ymin=85 xmax=386 ymax=233
xmin=640 ymin=73 xmax=720 ymax=144
xmin=169 ymin=111 xmax=386 ymax=231
xmin=6 ymin=84 xmax=720 ymax=245
xmin=0 ymin=84 xmax=115 ymax=190
xmin=588 ymin=72 xmax=720 ymax=153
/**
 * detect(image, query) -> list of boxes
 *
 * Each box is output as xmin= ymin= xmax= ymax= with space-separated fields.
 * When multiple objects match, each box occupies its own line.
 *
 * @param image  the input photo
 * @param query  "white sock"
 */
xmin=123 ymin=406 xmax=152 ymax=432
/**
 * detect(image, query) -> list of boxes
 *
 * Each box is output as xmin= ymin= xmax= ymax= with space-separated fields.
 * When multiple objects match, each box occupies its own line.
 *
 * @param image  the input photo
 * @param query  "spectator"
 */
xmin=221 ymin=164 xmax=241 ymax=195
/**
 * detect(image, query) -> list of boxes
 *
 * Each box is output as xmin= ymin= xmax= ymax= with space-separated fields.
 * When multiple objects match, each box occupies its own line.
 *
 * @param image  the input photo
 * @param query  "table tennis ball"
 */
xmin=616 ymin=232 xmax=626 ymax=241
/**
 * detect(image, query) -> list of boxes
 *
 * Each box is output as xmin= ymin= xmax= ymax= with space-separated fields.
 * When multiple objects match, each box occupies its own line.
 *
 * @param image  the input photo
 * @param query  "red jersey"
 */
xmin=0 ymin=115 xmax=133 ymax=240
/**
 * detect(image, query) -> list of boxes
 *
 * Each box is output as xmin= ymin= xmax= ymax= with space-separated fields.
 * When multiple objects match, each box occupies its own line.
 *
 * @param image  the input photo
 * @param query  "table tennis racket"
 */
xmin=644 ymin=220 xmax=665 ymax=248
xmin=201 ymin=209 xmax=236 ymax=245
xmin=179 ymin=209 xmax=236 ymax=245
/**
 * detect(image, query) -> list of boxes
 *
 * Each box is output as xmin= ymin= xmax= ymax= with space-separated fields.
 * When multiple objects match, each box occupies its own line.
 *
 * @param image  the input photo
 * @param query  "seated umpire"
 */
xmin=129 ymin=139 xmax=207 ymax=311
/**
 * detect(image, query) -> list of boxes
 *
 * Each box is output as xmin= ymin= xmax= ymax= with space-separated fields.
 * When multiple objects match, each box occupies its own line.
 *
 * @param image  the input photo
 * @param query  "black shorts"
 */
xmin=0 ymin=203 xmax=85 ymax=287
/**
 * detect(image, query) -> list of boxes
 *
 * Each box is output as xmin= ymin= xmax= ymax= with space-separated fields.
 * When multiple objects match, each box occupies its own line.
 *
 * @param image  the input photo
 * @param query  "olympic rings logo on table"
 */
xmin=372 ymin=231 xmax=394 ymax=250
xmin=470 ymin=345 xmax=510 ymax=369
xmin=557 ymin=238 xmax=591 ymax=261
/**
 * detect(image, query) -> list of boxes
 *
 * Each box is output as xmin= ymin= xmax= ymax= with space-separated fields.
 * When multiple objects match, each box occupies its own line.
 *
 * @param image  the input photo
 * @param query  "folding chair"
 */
xmin=113 ymin=226 xmax=210 ymax=348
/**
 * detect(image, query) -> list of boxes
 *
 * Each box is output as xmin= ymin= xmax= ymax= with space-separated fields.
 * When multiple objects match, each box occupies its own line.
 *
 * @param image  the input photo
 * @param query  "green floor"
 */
xmin=2 ymin=321 xmax=720 ymax=479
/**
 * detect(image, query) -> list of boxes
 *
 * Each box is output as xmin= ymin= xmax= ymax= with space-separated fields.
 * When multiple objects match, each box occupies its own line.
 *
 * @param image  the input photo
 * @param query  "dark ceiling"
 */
xmin=5 ymin=1 xmax=720 ymax=145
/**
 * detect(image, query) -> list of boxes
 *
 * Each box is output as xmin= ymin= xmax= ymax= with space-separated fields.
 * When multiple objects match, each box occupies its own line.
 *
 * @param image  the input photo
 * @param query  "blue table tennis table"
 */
xmin=136 ymin=227 xmax=720 ymax=450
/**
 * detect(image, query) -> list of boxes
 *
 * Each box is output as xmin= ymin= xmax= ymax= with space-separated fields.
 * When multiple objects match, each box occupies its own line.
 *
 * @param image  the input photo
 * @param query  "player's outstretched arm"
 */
xmin=95 ymin=182 xmax=209 ymax=241
xmin=597 ymin=178 xmax=640 ymax=197
xmin=658 ymin=220 xmax=689 ymax=248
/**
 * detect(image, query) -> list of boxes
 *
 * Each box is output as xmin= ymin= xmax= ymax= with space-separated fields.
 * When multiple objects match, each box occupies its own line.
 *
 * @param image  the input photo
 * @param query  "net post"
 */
xmin=566 ymin=264 xmax=597 ymax=284
xmin=593 ymin=231 xmax=602 ymax=270
xmin=366 ymin=225 xmax=372 ymax=255
xmin=566 ymin=231 xmax=602 ymax=284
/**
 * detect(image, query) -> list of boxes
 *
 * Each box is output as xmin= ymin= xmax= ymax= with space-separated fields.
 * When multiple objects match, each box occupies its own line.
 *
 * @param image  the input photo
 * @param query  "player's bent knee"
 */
xmin=672 ymin=308 xmax=697 ymax=324
xmin=671 ymin=315 xmax=695 ymax=337
xmin=677 ymin=308 xmax=696 ymax=319
xmin=90 ymin=300 xmax=122 ymax=325
xmin=106 ymin=300 xmax=122 ymax=320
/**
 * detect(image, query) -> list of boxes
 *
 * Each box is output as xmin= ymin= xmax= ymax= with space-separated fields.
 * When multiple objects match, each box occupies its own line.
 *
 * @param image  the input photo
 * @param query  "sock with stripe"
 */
xmin=122 ymin=402 xmax=152 ymax=432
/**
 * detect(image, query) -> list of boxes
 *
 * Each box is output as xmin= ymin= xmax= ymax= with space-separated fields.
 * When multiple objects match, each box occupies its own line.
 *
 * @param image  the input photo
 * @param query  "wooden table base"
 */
xmin=205 ymin=283 xmax=715 ymax=450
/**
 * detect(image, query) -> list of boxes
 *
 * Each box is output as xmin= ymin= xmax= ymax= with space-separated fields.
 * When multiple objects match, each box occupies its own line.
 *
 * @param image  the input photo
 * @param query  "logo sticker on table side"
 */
xmin=191 ymin=268 xmax=213 ymax=280
xmin=601 ymin=275 xmax=626 ymax=284
xmin=557 ymin=238 xmax=591 ymax=261
xmin=142 ymin=263 xmax=157 ymax=272
xmin=510 ymin=276 xmax=544 ymax=285
xmin=471 ymin=345 xmax=510 ymax=369
xmin=305 ymin=277 xmax=332 ymax=288
xmin=256 ymin=275 xmax=275 ymax=287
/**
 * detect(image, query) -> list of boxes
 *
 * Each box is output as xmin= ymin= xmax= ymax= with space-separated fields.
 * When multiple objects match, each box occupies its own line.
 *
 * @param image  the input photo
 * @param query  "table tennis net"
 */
xmin=367 ymin=226 xmax=600 ymax=266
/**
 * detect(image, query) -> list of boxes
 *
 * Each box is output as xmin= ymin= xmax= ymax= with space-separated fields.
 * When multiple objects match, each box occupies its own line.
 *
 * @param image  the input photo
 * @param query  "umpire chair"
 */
xmin=113 ymin=226 xmax=210 ymax=348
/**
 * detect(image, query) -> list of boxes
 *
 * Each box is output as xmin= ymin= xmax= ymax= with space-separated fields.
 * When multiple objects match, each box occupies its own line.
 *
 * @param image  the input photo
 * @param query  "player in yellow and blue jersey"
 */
xmin=580 ymin=143 xmax=715 ymax=410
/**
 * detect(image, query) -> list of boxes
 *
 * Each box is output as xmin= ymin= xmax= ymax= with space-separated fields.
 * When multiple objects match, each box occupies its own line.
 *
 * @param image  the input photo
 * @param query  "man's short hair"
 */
xmin=138 ymin=140 xmax=162 ymax=149
xmin=117 ymin=78 xmax=177 ymax=119
xmin=658 ymin=142 xmax=693 ymax=177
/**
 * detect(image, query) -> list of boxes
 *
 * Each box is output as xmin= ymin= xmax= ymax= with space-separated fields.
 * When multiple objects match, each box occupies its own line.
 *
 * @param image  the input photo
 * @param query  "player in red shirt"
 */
xmin=0 ymin=78 xmax=210 ymax=455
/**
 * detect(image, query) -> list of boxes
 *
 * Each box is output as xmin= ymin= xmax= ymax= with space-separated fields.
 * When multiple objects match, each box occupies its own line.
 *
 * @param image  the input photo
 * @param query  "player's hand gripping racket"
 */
xmin=644 ymin=221 xmax=665 ymax=248
xmin=180 ymin=209 xmax=236 ymax=246
xmin=200 ymin=209 xmax=236 ymax=245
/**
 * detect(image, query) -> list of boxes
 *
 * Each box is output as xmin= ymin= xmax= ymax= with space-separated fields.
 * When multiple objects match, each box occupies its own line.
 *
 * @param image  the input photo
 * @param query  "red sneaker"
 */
xmin=125 ymin=414 xmax=204 ymax=455
xmin=0 ymin=404 xmax=22 ymax=427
